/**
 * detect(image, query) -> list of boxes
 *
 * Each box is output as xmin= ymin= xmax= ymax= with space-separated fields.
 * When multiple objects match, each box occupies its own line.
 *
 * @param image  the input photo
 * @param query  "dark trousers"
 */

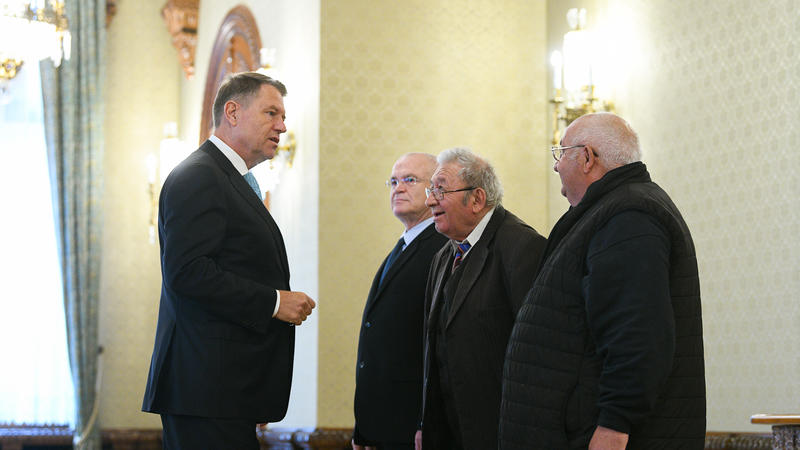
xmin=161 ymin=414 xmax=259 ymax=450
xmin=353 ymin=427 xmax=414 ymax=450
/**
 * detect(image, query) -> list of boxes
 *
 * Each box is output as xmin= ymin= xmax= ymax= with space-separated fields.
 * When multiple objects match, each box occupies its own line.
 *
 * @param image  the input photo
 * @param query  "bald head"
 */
xmin=555 ymin=113 xmax=642 ymax=206
xmin=389 ymin=153 xmax=437 ymax=230
xmin=564 ymin=112 xmax=641 ymax=169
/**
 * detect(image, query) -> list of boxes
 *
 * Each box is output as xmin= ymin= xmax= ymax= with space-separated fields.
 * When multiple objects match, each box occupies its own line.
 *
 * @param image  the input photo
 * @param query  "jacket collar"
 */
xmin=544 ymin=161 xmax=651 ymax=264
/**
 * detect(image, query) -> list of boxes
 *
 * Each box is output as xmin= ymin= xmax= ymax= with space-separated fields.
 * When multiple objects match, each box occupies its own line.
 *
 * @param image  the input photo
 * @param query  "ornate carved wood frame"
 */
xmin=161 ymin=0 xmax=199 ymax=79
xmin=198 ymin=5 xmax=262 ymax=144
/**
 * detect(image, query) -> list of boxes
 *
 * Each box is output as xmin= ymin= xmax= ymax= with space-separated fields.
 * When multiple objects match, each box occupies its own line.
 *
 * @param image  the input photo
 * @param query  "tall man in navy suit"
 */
xmin=142 ymin=72 xmax=316 ymax=449
xmin=352 ymin=153 xmax=447 ymax=450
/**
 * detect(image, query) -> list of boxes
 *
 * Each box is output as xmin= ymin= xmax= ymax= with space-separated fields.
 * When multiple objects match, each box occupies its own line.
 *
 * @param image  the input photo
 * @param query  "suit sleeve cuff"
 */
xmin=272 ymin=289 xmax=280 ymax=317
xmin=597 ymin=408 xmax=632 ymax=435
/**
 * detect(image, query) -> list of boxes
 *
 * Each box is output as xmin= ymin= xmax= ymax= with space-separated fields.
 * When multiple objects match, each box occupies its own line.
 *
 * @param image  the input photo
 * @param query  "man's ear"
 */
xmin=223 ymin=100 xmax=238 ymax=126
xmin=582 ymin=145 xmax=598 ymax=174
xmin=471 ymin=188 xmax=487 ymax=213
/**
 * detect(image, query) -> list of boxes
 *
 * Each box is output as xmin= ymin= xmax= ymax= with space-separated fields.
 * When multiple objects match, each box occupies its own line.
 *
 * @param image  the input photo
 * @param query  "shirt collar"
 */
xmin=449 ymin=207 xmax=495 ymax=257
xmin=400 ymin=217 xmax=434 ymax=249
xmin=209 ymin=134 xmax=248 ymax=175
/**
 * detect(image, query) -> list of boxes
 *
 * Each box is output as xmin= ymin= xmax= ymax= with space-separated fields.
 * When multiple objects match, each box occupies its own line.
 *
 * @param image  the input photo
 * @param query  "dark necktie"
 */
xmin=451 ymin=242 xmax=471 ymax=273
xmin=379 ymin=237 xmax=405 ymax=285
xmin=243 ymin=172 xmax=262 ymax=201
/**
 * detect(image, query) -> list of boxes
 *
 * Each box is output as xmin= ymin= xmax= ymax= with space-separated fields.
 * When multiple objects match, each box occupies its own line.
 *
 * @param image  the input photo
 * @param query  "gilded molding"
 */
xmin=161 ymin=0 xmax=199 ymax=79
xmin=106 ymin=0 xmax=117 ymax=27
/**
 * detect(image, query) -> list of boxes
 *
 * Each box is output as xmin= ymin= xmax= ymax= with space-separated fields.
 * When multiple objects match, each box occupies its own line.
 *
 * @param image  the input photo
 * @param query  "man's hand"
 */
xmin=414 ymin=430 xmax=422 ymax=450
xmin=351 ymin=440 xmax=375 ymax=450
xmin=588 ymin=426 xmax=628 ymax=450
xmin=276 ymin=290 xmax=316 ymax=325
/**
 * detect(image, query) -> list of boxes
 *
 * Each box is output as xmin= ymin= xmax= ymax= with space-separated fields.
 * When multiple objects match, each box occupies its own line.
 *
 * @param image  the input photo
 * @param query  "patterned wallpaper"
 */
xmin=547 ymin=0 xmax=800 ymax=431
xmin=101 ymin=0 xmax=178 ymax=428
xmin=319 ymin=0 xmax=548 ymax=427
xmin=98 ymin=0 xmax=798 ymax=433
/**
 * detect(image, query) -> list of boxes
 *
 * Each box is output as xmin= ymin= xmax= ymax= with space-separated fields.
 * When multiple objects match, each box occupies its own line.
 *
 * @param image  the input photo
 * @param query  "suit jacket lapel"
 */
xmin=427 ymin=247 xmax=450 ymax=332
xmin=362 ymin=262 xmax=384 ymax=317
xmin=445 ymin=206 xmax=507 ymax=329
xmin=365 ymin=224 xmax=435 ymax=316
xmin=202 ymin=141 xmax=291 ymax=283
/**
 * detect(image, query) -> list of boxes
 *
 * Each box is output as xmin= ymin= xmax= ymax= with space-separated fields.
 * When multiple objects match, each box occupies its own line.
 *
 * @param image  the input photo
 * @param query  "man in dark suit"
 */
xmin=353 ymin=153 xmax=447 ymax=450
xmin=416 ymin=148 xmax=546 ymax=450
xmin=142 ymin=72 xmax=316 ymax=449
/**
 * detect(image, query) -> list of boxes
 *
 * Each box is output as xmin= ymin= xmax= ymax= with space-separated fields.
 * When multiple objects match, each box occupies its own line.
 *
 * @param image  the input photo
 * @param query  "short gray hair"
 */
xmin=213 ymin=72 xmax=287 ymax=127
xmin=566 ymin=112 xmax=642 ymax=168
xmin=437 ymin=147 xmax=503 ymax=207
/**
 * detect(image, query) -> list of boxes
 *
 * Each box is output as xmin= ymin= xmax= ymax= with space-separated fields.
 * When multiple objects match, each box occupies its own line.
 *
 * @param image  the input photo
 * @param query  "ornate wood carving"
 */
xmin=105 ymin=0 xmax=117 ymax=27
xmin=161 ymin=0 xmax=199 ymax=79
xmin=0 ymin=425 xmax=778 ymax=450
xmin=198 ymin=5 xmax=262 ymax=144
xmin=705 ymin=432 xmax=772 ymax=449
xmin=0 ymin=425 xmax=162 ymax=450
xmin=260 ymin=427 xmax=353 ymax=450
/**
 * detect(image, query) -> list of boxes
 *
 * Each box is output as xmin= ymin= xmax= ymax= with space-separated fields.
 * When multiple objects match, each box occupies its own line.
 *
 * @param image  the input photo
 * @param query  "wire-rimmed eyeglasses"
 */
xmin=385 ymin=176 xmax=421 ymax=188
xmin=550 ymin=144 xmax=585 ymax=162
xmin=425 ymin=186 xmax=476 ymax=201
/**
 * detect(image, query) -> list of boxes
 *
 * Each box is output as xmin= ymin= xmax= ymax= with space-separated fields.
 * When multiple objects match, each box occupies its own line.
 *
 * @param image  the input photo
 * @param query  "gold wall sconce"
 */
xmin=278 ymin=130 xmax=296 ymax=168
xmin=146 ymin=122 xmax=191 ymax=243
xmin=250 ymin=48 xmax=298 ymax=196
xmin=549 ymin=8 xmax=613 ymax=145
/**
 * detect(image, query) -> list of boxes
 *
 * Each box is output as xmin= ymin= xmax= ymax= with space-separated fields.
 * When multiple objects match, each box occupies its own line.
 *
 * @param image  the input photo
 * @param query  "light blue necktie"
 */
xmin=243 ymin=172 xmax=262 ymax=201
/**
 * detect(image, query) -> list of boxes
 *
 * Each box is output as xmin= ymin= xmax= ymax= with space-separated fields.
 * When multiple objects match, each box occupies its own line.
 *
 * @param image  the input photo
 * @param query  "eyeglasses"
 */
xmin=550 ymin=144 xmax=585 ymax=162
xmin=386 ymin=176 xmax=421 ymax=188
xmin=425 ymin=186 xmax=476 ymax=200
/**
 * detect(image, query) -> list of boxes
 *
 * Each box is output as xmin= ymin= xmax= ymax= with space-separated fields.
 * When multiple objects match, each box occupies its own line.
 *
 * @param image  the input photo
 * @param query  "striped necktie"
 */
xmin=451 ymin=242 xmax=471 ymax=273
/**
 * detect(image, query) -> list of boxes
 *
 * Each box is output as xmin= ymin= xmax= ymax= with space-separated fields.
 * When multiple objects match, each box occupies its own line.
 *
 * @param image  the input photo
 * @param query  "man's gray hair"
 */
xmin=213 ymin=72 xmax=287 ymax=128
xmin=567 ymin=112 xmax=642 ymax=168
xmin=437 ymin=147 xmax=503 ymax=207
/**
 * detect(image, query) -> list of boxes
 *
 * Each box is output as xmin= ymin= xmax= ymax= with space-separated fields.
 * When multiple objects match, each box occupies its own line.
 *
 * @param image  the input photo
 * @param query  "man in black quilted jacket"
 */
xmin=499 ymin=112 xmax=706 ymax=450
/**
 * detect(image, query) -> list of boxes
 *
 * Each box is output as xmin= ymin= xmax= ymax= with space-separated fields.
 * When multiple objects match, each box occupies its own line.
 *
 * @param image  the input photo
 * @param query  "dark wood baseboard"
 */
xmin=261 ymin=427 xmax=352 ymax=449
xmin=705 ymin=431 xmax=772 ymax=449
xmin=0 ymin=424 xmax=774 ymax=450
xmin=0 ymin=424 xmax=162 ymax=450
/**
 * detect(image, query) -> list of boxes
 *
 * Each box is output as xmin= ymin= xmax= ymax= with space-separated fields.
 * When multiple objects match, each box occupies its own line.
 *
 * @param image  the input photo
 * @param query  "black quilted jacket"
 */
xmin=500 ymin=162 xmax=706 ymax=449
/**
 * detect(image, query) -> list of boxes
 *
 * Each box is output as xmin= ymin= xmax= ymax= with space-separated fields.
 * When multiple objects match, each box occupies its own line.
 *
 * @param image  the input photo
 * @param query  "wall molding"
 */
xmin=160 ymin=0 xmax=199 ymax=80
xmin=0 ymin=425 xmax=773 ymax=450
xmin=198 ymin=5 xmax=262 ymax=144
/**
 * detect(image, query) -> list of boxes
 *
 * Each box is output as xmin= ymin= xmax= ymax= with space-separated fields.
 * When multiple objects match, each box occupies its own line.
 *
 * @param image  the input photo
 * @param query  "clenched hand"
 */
xmin=276 ymin=290 xmax=316 ymax=325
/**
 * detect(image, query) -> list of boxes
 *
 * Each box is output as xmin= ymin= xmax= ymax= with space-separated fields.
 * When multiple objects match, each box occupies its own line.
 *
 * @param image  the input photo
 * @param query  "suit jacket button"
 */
xmin=359 ymin=361 xmax=366 ymax=369
xmin=365 ymin=321 xmax=372 ymax=328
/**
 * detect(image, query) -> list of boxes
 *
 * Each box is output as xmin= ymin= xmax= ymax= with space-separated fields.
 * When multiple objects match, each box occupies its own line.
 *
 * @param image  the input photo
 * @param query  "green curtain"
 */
xmin=40 ymin=0 xmax=106 ymax=448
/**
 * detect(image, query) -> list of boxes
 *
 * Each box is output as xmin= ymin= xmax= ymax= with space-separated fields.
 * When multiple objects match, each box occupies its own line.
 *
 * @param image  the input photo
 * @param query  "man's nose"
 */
xmin=425 ymin=194 xmax=437 ymax=207
xmin=553 ymin=159 xmax=559 ymax=173
xmin=276 ymin=118 xmax=287 ymax=133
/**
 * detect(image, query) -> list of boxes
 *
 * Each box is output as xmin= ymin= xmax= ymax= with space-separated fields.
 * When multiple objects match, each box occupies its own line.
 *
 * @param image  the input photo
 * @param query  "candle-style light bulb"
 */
xmin=550 ymin=50 xmax=563 ymax=91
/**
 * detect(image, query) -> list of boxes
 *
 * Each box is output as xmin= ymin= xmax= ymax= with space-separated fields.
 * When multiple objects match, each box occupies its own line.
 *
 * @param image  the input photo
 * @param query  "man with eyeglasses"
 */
xmin=416 ymin=148 xmax=545 ymax=450
xmin=353 ymin=153 xmax=448 ymax=450
xmin=499 ymin=113 xmax=705 ymax=449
